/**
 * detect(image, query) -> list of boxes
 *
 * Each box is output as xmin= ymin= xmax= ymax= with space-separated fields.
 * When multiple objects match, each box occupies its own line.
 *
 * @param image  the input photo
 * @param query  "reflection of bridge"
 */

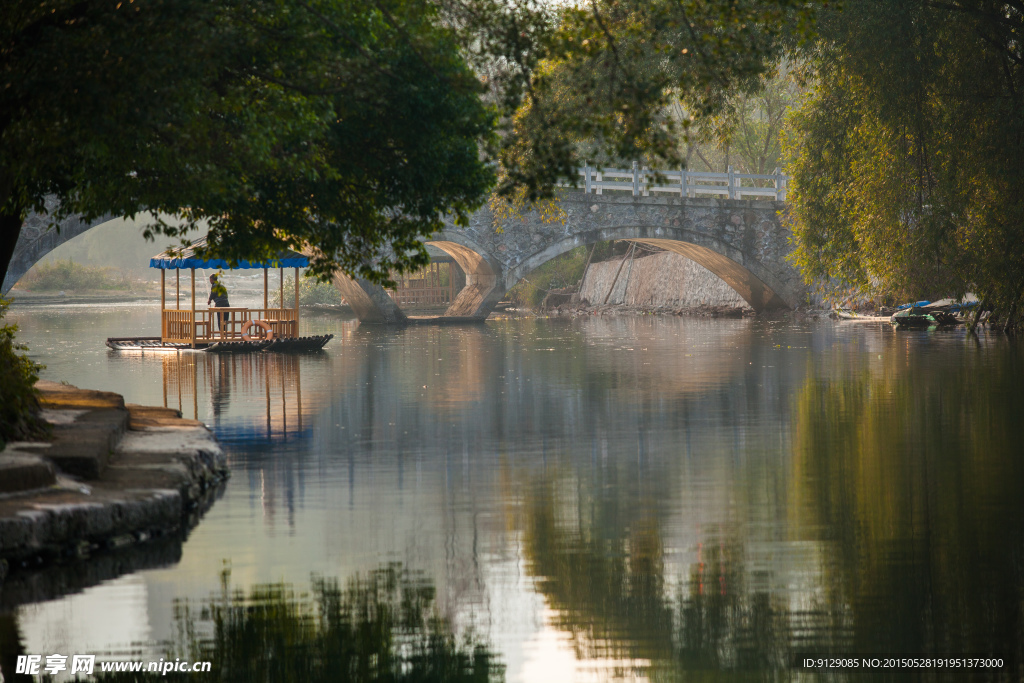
xmin=4 ymin=168 xmax=802 ymax=321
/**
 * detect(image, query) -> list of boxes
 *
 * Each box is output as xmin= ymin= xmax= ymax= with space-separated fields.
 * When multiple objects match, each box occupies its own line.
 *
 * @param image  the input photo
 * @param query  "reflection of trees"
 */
xmin=98 ymin=565 xmax=503 ymax=682
xmin=791 ymin=348 xmax=1024 ymax=662
xmin=515 ymin=339 xmax=1024 ymax=677
xmin=516 ymin=471 xmax=812 ymax=677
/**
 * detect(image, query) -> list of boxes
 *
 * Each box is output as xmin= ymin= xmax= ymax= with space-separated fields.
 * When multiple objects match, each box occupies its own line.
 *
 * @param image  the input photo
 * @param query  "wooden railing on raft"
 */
xmin=161 ymin=307 xmax=298 ymax=345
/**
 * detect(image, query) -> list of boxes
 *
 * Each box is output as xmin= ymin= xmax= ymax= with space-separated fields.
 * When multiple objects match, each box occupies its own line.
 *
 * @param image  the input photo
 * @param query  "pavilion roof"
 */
xmin=149 ymin=236 xmax=309 ymax=270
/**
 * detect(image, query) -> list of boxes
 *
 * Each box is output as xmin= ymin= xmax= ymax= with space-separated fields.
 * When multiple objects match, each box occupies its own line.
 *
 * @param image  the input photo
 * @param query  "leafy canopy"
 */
xmin=487 ymin=0 xmax=820 ymax=197
xmin=785 ymin=0 xmax=1024 ymax=323
xmin=2 ymin=0 xmax=822 ymax=286
xmin=1 ymin=0 xmax=494 ymax=285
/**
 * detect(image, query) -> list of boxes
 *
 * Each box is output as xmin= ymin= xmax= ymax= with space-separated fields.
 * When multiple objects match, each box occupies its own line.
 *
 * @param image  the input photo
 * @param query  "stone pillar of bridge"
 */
xmin=428 ymin=240 xmax=506 ymax=320
xmin=331 ymin=272 xmax=407 ymax=324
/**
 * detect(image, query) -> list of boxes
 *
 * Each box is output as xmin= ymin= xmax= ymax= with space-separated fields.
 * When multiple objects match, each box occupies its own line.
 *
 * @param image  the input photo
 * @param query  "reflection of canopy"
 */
xmin=149 ymin=236 xmax=309 ymax=270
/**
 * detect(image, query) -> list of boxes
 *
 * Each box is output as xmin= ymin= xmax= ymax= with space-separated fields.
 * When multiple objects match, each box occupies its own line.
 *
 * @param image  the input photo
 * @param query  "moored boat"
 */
xmin=890 ymin=299 xmax=970 ymax=327
xmin=834 ymin=308 xmax=891 ymax=322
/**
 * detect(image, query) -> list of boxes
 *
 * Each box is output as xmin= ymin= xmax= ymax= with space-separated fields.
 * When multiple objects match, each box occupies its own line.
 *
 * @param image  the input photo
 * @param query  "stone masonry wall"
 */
xmin=579 ymin=250 xmax=750 ymax=308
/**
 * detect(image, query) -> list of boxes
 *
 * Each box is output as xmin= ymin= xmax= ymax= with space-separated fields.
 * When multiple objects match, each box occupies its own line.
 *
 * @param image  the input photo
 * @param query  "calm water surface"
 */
xmin=4 ymin=302 xmax=1024 ymax=681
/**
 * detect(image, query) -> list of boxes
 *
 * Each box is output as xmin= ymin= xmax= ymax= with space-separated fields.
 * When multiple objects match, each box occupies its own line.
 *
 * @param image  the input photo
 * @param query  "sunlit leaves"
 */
xmin=786 ymin=0 xmax=1024 ymax=322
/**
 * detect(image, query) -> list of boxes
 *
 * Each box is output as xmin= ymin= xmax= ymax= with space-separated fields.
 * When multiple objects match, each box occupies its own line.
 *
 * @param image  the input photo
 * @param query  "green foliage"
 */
xmin=272 ymin=275 xmax=343 ymax=308
xmin=0 ymin=297 xmax=47 ymax=449
xmin=681 ymin=64 xmax=807 ymax=175
xmin=495 ymin=0 xmax=820 ymax=198
xmin=1 ymin=0 xmax=822 ymax=293
xmin=93 ymin=564 xmax=503 ymax=682
xmin=17 ymin=259 xmax=136 ymax=292
xmin=786 ymin=0 xmax=1024 ymax=325
xmin=1 ymin=0 xmax=495 ymax=287
xmin=506 ymin=245 xmax=591 ymax=308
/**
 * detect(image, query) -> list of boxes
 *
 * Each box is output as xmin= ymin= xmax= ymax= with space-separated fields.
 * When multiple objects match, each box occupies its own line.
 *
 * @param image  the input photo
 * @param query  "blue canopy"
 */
xmin=149 ymin=236 xmax=309 ymax=270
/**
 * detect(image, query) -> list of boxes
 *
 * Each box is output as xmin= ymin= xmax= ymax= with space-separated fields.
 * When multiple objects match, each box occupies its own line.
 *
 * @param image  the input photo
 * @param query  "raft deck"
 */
xmin=107 ymin=334 xmax=333 ymax=353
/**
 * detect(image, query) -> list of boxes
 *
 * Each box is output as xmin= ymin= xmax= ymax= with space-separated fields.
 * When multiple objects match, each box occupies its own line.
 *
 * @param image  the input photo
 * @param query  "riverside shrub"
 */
xmin=0 ymin=297 xmax=48 ymax=449
xmin=18 ymin=259 xmax=129 ymax=292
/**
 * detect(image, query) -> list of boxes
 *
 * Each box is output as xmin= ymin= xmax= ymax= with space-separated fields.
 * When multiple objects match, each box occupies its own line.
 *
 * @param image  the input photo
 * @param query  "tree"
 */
xmin=1 ymin=0 xmax=494 ymax=286
xmin=1 ymin=0 xmax=823 ymax=289
xmin=785 ymin=0 xmax=1024 ymax=327
xmin=492 ymin=0 xmax=818 ymax=197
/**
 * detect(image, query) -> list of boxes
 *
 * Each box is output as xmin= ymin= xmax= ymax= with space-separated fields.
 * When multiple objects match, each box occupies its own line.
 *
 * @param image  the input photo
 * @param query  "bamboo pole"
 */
xmin=602 ymin=242 xmax=636 ymax=305
xmin=190 ymin=268 xmax=196 ymax=348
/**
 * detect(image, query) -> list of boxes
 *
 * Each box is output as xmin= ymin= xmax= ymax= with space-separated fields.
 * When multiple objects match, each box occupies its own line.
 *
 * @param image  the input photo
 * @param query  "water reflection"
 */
xmin=791 ymin=345 xmax=1024 ymax=667
xmin=505 ymin=334 xmax=1024 ymax=679
xmin=161 ymin=353 xmax=314 ymax=444
xmin=5 ymin=306 xmax=1024 ymax=681
xmin=96 ymin=565 xmax=503 ymax=682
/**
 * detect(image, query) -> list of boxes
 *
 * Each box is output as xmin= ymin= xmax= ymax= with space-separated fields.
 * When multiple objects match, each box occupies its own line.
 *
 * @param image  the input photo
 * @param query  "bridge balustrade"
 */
xmin=564 ymin=163 xmax=787 ymax=200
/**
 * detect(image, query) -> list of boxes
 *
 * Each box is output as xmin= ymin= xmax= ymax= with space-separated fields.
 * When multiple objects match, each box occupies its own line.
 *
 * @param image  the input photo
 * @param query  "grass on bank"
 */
xmin=15 ymin=259 xmax=147 ymax=293
xmin=505 ymin=242 xmax=619 ymax=308
xmin=271 ymin=275 xmax=344 ymax=307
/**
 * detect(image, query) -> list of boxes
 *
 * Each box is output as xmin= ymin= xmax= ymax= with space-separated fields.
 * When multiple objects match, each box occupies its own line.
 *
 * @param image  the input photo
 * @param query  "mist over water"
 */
xmin=5 ymin=304 xmax=1024 ymax=681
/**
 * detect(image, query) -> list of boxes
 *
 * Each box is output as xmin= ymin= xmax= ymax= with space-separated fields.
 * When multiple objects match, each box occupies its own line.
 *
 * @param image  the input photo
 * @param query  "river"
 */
xmin=4 ymin=302 xmax=1024 ymax=681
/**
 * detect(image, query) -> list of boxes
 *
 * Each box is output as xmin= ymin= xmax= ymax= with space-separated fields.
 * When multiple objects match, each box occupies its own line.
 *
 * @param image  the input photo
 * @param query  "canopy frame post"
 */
xmin=294 ymin=267 xmax=300 ymax=336
xmin=190 ymin=268 xmax=196 ymax=348
xmin=279 ymin=267 xmax=284 ymax=313
xmin=263 ymin=268 xmax=268 ymax=311
xmin=160 ymin=270 xmax=166 ymax=340
xmin=176 ymin=270 xmax=180 ymax=308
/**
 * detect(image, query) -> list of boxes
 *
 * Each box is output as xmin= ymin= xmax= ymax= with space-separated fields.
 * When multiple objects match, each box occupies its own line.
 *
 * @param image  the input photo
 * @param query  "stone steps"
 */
xmin=0 ymin=381 xmax=227 ymax=570
xmin=7 ymin=383 xmax=129 ymax=482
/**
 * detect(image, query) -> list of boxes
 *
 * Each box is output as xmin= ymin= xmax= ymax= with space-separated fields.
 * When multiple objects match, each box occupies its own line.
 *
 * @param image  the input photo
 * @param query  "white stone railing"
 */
xmin=563 ymin=162 xmax=787 ymax=200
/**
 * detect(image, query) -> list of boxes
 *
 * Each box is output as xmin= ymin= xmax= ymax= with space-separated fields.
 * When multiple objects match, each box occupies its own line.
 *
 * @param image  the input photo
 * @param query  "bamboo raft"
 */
xmin=106 ymin=335 xmax=334 ymax=353
xmin=105 ymin=238 xmax=333 ymax=354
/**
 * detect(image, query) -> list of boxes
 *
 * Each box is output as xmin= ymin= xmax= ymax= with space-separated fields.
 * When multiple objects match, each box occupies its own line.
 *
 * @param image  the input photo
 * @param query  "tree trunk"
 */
xmin=1003 ymin=302 xmax=1017 ymax=335
xmin=967 ymin=300 xmax=988 ymax=335
xmin=0 ymin=212 xmax=24 ymax=291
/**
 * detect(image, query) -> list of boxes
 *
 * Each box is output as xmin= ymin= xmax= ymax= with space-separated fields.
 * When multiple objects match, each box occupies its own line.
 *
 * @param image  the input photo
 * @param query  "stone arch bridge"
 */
xmin=5 ymin=185 xmax=803 ymax=322
xmin=336 ymin=190 xmax=802 ymax=322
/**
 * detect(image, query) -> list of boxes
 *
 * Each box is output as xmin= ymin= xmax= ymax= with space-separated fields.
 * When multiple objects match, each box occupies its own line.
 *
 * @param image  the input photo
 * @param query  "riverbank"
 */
xmin=6 ymin=290 xmax=158 ymax=306
xmin=537 ymin=295 xmax=752 ymax=317
xmin=0 ymin=381 xmax=227 ymax=579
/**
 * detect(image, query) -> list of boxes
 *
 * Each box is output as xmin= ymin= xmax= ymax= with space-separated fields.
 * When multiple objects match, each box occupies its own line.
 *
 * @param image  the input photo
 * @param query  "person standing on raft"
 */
xmin=208 ymin=273 xmax=230 ymax=331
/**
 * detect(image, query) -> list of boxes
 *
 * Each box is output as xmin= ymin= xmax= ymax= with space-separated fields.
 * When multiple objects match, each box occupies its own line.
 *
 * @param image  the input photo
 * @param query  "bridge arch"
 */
xmin=507 ymin=225 xmax=792 ymax=311
xmin=2 ymin=208 xmax=114 ymax=293
xmin=327 ymin=232 xmax=506 ymax=323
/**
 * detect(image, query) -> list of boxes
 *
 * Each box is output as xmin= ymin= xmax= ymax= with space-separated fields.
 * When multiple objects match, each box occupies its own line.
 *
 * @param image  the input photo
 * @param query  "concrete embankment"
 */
xmin=579 ymin=250 xmax=752 ymax=309
xmin=0 ymin=381 xmax=227 ymax=577
xmin=541 ymin=250 xmax=754 ymax=316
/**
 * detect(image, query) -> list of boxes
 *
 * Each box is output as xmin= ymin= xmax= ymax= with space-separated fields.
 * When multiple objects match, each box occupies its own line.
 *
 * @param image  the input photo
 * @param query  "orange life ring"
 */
xmin=240 ymin=319 xmax=275 ymax=341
